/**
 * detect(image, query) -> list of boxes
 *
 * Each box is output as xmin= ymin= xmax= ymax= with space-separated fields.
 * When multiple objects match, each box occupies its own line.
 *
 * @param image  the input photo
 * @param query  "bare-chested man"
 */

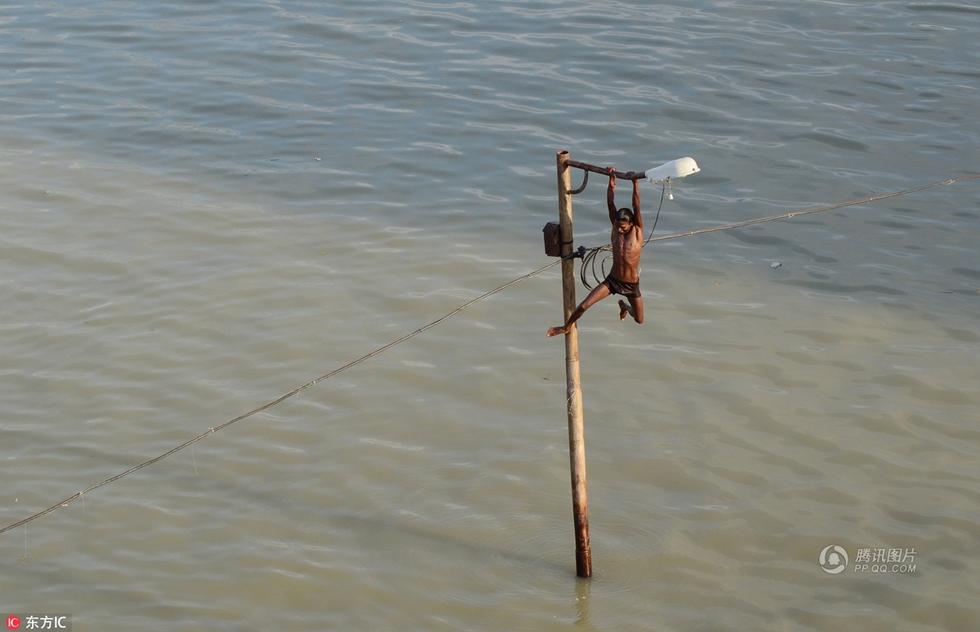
xmin=547 ymin=170 xmax=645 ymax=337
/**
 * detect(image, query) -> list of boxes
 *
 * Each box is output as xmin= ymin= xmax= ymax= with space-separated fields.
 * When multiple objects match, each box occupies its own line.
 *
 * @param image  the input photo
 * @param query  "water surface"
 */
xmin=2 ymin=1 xmax=979 ymax=630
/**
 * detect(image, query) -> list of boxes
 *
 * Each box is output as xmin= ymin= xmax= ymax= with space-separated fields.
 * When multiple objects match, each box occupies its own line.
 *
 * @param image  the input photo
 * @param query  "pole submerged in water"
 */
xmin=556 ymin=150 xmax=592 ymax=578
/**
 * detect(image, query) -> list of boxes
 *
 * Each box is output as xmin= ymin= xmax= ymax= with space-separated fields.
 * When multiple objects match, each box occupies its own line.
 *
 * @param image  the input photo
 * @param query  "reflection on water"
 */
xmin=2 ymin=1 xmax=979 ymax=630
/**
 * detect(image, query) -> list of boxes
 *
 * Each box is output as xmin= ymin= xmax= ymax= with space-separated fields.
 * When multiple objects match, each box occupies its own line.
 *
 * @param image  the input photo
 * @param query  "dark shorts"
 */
xmin=604 ymin=275 xmax=641 ymax=298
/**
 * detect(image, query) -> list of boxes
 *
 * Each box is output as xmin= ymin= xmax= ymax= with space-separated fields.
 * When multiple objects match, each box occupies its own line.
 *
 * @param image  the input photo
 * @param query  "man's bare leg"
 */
xmin=547 ymin=282 xmax=611 ymax=336
xmin=618 ymin=297 xmax=644 ymax=324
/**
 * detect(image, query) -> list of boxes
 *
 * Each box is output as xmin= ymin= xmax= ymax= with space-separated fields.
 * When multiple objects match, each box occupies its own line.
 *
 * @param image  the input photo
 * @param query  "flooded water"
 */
xmin=2 ymin=1 xmax=979 ymax=630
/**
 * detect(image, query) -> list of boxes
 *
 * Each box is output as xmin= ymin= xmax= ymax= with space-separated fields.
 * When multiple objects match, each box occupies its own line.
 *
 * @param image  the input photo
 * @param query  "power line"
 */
xmin=2 ymin=172 xmax=977 ymax=536
xmin=0 ymin=261 xmax=555 ymax=536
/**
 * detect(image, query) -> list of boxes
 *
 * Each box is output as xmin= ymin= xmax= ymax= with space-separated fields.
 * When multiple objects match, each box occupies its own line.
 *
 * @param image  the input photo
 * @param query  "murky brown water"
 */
xmin=2 ymin=2 xmax=979 ymax=630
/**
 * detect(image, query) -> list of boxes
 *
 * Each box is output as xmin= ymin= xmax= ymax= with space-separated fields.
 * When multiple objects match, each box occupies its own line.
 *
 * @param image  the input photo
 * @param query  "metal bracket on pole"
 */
xmin=566 ymin=159 xmax=645 ymax=181
xmin=562 ymin=245 xmax=586 ymax=260
xmin=568 ymin=170 xmax=589 ymax=195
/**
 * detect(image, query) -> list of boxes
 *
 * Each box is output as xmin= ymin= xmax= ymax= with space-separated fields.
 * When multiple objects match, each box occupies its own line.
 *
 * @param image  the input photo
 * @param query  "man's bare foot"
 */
xmin=547 ymin=326 xmax=568 ymax=337
xmin=619 ymin=300 xmax=631 ymax=321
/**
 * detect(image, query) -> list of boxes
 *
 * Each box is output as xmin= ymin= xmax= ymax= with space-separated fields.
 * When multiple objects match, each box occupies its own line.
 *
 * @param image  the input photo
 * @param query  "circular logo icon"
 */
xmin=6 ymin=615 xmax=20 ymax=631
xmin=819 ymin=545 xmax=849 ymax=574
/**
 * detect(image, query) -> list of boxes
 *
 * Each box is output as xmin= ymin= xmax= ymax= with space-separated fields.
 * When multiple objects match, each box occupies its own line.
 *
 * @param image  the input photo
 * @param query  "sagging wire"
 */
xmin=1 ymin=172 xmax=977 ymax=538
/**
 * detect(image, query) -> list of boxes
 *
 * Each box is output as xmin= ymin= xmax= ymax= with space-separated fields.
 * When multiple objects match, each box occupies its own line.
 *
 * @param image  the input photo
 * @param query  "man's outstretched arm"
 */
xmin=607 ymin=170 xmax=617 ymax=225
xmin=632 ymin=177 xmax=643 ymax=230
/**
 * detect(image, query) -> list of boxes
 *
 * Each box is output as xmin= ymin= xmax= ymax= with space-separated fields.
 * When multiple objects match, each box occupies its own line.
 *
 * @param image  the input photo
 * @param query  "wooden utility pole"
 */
xmin=556 ymin=150 xmax=592 ymax=578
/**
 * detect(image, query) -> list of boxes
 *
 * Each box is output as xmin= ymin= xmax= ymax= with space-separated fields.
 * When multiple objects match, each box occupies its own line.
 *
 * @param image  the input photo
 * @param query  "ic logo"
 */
xmin=6 ymin=615 xmax=20 ymax=631
xmin=819 ymin=544 xmax=849 ymax=574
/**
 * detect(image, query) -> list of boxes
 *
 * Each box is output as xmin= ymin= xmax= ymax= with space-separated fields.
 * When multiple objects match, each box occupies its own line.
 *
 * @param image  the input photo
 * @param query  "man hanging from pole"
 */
xmin=548 ymin=170 xmax=645 ymax=337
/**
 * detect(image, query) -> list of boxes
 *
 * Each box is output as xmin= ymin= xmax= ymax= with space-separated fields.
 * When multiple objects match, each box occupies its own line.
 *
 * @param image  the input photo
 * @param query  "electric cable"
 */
xmin=2 ymin=172 xmax=976 ymax=536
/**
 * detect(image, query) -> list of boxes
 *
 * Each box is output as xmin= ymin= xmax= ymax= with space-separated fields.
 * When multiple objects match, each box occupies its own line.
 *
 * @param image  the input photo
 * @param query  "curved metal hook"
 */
xmin=567 ymin=169 xmax=589 ymax=195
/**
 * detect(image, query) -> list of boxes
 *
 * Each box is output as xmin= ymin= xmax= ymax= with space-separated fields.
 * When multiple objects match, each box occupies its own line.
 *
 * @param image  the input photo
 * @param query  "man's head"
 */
xmin=616 ymin=208 xmax=634 ymax=233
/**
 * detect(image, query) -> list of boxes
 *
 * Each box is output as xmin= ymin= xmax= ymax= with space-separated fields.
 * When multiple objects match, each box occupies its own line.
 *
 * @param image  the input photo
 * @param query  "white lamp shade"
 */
xmin=645 ymin=157 xmax=701 ymax=183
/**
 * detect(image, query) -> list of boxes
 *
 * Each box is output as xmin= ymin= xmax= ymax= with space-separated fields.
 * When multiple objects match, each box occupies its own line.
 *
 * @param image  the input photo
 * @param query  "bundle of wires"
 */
xmin=579 ymin=180 xmax=668 ymax=290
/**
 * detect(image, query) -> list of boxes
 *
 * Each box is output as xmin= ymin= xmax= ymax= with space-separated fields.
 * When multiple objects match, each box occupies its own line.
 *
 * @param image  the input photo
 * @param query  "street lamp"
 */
xmin=644 ymin=156 xmax=701 ymax=183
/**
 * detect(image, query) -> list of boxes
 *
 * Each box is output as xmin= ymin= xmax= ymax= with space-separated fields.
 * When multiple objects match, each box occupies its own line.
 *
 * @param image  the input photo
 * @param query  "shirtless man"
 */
xmin=547 ymin=170 xmax=645 ymax=337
